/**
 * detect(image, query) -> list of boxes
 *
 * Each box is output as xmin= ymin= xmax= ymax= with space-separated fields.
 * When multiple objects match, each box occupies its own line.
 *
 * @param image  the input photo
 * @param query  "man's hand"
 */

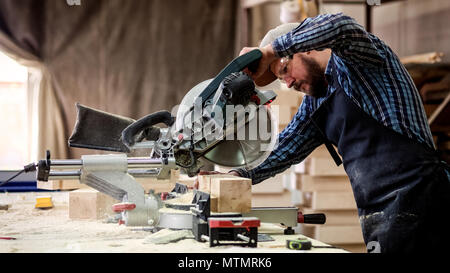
xmin=239 ymin=44 xmax=277 ymax=80
xmin=193 ymin=170 xmax=241 ymax=189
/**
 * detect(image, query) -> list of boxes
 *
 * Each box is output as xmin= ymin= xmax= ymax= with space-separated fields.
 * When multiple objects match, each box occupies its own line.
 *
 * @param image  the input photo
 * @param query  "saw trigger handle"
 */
xmin=121 ymin=110 xmax=174 ymax=149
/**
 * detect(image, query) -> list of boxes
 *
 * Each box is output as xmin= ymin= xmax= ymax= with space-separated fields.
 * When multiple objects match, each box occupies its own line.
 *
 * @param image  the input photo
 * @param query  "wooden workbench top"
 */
xmin=0 ymin=191 xmax=347 ymax=253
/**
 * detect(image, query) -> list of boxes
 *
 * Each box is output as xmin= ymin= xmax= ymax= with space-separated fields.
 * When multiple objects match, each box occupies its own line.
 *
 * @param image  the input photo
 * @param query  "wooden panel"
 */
xmin=69 ymin=189 xmax=117 ymax=220
xmin=210 ymin=176 xmax=252 ymax=213
xmin=252 ymin=173 xmax=285 ymax=194
xmin=296 ymin=174 xmax=352 ymax=192
xmin=252 ymin=190 xmax=292 ymax=207
xmin=303 ymin=191 xmax=357 ymax=210
xmin=307 ymin=157 xmax=347 ymax=176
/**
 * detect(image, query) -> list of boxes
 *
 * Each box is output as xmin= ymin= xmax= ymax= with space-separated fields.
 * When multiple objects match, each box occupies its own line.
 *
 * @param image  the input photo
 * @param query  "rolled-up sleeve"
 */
xmin=273 ymin=13 xmax=385 ymax=67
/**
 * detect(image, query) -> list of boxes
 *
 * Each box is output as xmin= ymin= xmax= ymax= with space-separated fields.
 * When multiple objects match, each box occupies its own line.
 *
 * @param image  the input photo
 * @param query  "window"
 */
xmin=0 ymin=51 xmax=37 ymax=169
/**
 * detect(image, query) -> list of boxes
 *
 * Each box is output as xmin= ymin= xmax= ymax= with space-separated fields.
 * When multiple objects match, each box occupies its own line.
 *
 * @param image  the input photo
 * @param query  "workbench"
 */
xmin=0 ymin=191 xmax=348 ymax=253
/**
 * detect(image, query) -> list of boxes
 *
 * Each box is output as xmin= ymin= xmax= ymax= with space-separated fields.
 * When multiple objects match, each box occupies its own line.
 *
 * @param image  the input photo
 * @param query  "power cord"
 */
xmin=0 ymin=163 xmax=37 ymax=188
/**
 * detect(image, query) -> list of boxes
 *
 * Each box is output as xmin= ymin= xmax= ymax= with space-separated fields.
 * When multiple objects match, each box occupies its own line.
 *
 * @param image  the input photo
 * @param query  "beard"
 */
xmin=296 ymin=55 xmax=328 ymax=98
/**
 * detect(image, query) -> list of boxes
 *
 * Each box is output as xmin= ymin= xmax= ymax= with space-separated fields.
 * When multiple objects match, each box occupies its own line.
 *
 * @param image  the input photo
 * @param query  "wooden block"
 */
xmin=303 ymin=191 xmax=357 ymax=210
xmin=69 ymin=189 xmax=117 ymax=220
xmin=252 ymin=190 xmax=292 ymax=207
xmin=307 ymin=157 xmax=347 ymax=176
xmin=296 ymin=174 xmax=352 ymax=192
xmin=210 ymin=176 xmax=252 ymax=213
xmin=299 ymin=224 xmax=365 ymax=245
xmin=301 ymin=208 xmax=360 ymax=226
xmin=197 ymin=174 xmax=236 ymax=194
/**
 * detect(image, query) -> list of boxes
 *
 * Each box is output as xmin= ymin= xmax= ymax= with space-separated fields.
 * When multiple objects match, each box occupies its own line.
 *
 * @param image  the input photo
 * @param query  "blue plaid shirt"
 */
xmin=235 ymin=13 xmax=436 ymax=184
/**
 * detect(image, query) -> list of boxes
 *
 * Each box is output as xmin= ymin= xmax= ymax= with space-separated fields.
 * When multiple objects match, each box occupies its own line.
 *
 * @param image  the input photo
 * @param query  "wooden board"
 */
xmin=296 ymin=174 xmax=352 ymax=192
xmin=252 ymin=172 xmax=285 ymax=194
xmin=303 ymin=191 xmax=357 ymax=210
xmin=306 ymin=157 xmax=347 ymax=176
xmin=252 ymin=190 xmax=292 ymax=207
xmin=210 ymin=176 xmax=252 ymax=213
xmin=69 ymin=189 xmax=117 ymax=220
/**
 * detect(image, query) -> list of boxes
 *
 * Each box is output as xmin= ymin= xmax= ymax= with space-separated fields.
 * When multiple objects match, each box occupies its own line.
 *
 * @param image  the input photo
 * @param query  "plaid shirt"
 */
xmin=235 ymin=13 xmax=435 ymax=184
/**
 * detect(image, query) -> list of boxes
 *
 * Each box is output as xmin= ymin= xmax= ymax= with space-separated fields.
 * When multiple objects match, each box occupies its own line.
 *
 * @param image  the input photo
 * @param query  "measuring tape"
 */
xmin=286 ymin=238 xmax=312 ymax=250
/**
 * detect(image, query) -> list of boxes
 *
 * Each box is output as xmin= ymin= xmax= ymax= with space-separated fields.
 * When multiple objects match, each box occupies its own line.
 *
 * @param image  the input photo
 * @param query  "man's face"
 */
xmin=271 ymin=53 xmax=328 ymax=98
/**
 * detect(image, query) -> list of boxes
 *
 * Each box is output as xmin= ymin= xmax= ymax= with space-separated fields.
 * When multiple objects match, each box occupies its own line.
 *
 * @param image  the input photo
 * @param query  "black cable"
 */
xmin=0 ymin=163 xmax=37 ymax=188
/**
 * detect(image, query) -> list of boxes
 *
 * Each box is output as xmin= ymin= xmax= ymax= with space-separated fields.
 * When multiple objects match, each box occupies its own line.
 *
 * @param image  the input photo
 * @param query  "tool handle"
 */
xmin=298 ymin=212 xmax=326 ymax=224
xmin=198 ymin=49 xmax=262 ymax=103
xmin=121 ymin=110 xmax=174 ymax=149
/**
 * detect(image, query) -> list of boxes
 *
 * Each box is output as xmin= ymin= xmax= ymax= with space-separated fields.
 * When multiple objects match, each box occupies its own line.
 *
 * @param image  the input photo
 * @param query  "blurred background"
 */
xmin=0 ymin=0 xmax=449 ymax=252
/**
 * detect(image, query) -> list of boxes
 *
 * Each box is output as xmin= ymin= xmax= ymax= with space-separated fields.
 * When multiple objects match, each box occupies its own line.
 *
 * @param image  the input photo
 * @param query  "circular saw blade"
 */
xmin=202 ymin=104 xmax=278 ymax=169
xmin=175 ymin=78 xmax=278 ymax=170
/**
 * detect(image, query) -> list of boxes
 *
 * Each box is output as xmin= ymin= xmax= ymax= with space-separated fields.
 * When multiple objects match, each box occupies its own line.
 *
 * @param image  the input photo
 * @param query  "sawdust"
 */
xmin=0 ymin=192 xmax=347 ymax=253
xmin=163 ymin=191 xmax=194 ymax=205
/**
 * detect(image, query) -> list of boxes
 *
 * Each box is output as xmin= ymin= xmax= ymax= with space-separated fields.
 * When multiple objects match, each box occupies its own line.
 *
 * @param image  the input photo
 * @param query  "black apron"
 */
xmin=309 ymin=84 xmax=450 ymax=253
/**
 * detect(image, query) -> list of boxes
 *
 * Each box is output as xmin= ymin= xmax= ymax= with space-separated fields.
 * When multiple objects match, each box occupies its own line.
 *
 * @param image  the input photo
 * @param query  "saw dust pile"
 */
xmin=0 ymin=191 xmax=209 ymax=253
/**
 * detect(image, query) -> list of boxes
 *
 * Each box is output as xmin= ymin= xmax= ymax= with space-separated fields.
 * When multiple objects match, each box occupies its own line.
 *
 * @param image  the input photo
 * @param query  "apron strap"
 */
xmin=311 ymin=119 xmax=343 ymax=166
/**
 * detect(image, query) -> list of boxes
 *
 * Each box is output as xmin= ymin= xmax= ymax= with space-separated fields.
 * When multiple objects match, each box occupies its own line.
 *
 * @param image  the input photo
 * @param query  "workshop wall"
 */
xmin=0 ymin=0 xmax=238 ymax=160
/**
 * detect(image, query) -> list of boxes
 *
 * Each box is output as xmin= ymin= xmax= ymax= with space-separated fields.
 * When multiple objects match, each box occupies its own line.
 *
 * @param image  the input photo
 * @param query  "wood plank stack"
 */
xmin=295 ymin=144 xmax=366 ymax=253
xmin=404 ymin=60 xmax=450 ymax=165
xmin=270 ymin=89 xmax=303 ymax=131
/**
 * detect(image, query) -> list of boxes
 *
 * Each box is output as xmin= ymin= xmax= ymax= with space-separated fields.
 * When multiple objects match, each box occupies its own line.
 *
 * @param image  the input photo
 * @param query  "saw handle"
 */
xmin=121 ymin=110 xmax=174 ymax=149
xmin=298 ymin=212 xmax=326 ymax=224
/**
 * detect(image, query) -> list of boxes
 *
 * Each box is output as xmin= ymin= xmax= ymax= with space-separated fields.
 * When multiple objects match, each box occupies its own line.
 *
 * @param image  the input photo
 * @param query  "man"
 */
xmin=220 ymin=13 xmax=450 ymax=253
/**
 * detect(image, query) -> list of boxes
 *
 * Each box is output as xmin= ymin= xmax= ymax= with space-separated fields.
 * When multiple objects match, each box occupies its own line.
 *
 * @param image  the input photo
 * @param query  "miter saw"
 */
xmin=35 ymin=50 xmax=281 ymax=227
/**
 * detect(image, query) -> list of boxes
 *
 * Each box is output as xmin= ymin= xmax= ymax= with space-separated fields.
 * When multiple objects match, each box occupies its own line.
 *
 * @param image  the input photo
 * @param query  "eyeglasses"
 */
xmin=276 ymin=56 xmax=293 ymax=83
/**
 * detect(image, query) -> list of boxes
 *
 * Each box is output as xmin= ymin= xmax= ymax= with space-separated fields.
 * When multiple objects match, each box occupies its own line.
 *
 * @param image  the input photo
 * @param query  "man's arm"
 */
xmin=232 ymin=97 xmax=323 ymax=184
xmin=273 ymin=13 xmax=385 ymax=66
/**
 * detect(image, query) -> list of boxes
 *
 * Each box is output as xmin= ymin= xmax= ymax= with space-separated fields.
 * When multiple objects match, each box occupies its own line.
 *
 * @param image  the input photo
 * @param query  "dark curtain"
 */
xmin=0 ymin=0 xmax=238 ymax=159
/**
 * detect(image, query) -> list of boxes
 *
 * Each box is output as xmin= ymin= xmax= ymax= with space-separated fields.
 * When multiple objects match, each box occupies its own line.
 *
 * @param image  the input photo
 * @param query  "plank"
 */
xmin=303 ymin=191 xmax=357 ymax=210
xmin=296 ymin=174 xmax=352 ymax=192
xmin=252 ymin=190 xmax=292 ymax=207
xmin=400 ymin=51 xmax=444 ymax=64
xmin=307 ymin=157 xmax=347 ymax=176
xmin=252 ymin=172 xmax=285 ymax=194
